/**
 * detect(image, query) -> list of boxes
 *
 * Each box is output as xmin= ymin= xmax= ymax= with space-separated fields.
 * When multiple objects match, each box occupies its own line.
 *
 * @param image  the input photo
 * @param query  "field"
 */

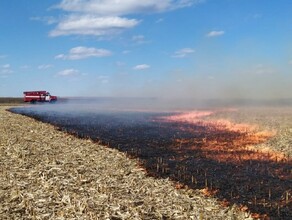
xmin=0 ymin=97 xmax=24 ymax=105
xmin=1 ymin=105 xmax=249 ymax=220
xmin=8 ymin=103 xmax=292 ymax=219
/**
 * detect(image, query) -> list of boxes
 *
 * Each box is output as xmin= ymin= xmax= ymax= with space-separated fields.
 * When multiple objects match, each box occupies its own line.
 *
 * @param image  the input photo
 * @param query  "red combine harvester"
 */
xmin=23 ymin=91 xmax=57 ymax=103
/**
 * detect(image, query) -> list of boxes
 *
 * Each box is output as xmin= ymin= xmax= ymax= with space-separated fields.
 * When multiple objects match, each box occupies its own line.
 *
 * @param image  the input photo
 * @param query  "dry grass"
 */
xmin=0 ymin=106 xmax=251 ymax=219
xmin=0 ymin=97 xmax=24 ymax=106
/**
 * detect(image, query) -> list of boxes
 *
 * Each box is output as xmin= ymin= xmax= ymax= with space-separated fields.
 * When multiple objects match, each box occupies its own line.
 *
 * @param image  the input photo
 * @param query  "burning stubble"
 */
xmin=159 ymin=110 xmax=281 ymax=162
xmin=10 ymin=103 xmax=292 ymax=219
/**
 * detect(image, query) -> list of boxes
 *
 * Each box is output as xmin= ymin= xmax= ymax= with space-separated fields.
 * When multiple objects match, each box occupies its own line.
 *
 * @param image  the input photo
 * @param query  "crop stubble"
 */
xmin=0 ymin=106 xmax=251 ymax=219
xmin=10 ymin=105 xmax=292 ymax=219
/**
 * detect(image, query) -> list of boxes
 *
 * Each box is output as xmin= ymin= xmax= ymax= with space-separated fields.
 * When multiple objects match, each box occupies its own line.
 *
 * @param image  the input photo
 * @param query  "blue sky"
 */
xmin=0 ymin=0 xmax=292 ymax=99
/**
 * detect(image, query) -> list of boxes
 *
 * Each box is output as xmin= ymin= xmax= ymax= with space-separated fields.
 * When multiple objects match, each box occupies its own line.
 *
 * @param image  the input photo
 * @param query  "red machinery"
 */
xmin=23 ymin=91 xmax=57 ymax=103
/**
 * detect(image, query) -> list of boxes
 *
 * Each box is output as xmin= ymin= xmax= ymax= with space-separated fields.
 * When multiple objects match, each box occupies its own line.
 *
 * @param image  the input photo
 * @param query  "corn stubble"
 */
xmin=0 ymin=106 xmax=249 ymax=220
xmin=3 ymin=106 xmax=292 ymax=219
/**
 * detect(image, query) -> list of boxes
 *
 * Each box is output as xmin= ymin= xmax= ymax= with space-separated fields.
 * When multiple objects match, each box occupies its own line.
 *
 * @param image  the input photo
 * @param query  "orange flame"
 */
xmin=161 ymin=111 xmax=285 ymax=163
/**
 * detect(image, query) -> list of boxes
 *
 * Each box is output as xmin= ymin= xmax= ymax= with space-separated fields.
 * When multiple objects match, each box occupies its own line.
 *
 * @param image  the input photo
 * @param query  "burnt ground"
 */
xmin=9 ymin=107 xmax=292 ymax=219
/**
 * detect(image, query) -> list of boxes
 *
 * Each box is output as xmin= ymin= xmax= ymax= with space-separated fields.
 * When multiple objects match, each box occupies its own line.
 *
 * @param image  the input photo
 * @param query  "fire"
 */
xmin=161 ymin=111 xmax=214 ymax=122
xmin=160 ymin=111 xmax=283 ymax=163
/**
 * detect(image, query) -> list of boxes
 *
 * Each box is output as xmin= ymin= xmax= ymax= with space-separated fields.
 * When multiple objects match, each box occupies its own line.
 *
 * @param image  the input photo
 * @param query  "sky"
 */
xmin=0 ymin=0 xmax=292 ymax=100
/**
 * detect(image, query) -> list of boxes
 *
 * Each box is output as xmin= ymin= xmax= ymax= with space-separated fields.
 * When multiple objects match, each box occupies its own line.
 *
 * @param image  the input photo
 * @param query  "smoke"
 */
xmin=105 ymin=60 xmax=292 ymax=104
xmin=105 ymin=71 xmax=291 ymax=104
xmin=77 ymin=46 xmax=292 ymax=106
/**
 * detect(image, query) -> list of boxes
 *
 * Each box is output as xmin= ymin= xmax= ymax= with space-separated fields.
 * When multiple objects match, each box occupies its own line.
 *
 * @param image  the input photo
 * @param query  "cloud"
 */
xmin=289 ymin=60 xmax=292 ymax=65
xmin=2 ymin=64 xmax=10 ymax=69
xmin=56 ymin=0 xmax=202 ymax=15
xmin=206 ymin=30 xmax=225 ymax=37
xmin=246 ymin=13 xmax=262 ymax=20
xmin=50 ymin=0 xmax=203 ymax=37
xmin=132 ymin=35 xmax=146 ymax=44
xmin=116 ymin=61 xmax=126 ymax=66
xmin=97 ymin=75 xmax=109 ymax=84
xmin=172 ymin=48 xmax=195 ymax=58
xmin=50 ymin=15 xmax=139 ymax=37
xmin=155 ymin=18 xmax=164 ymax=23
xmin=56 ymin=68 xmax=79 ymax=76
xmin=55 ymin=46 xmax=112 ymax=60
xmin=0 ymin=55 xmax=7 ymax=59
xmin=0 ymin=64 xmax=13 ymax=76
xmin=252 ymin=13 xmax=262 ymax=19
xmin=133 ymin=64 xmax=150 ymax=70
xmin=38 ymin=64 xmax=53 ymax=70
xmin=30 ymin=16 xmax=58 ymax=25
xmin=252 ymin=64 xmax=277 ymax=75
xmin=20 ymin=65 xmax=30 ymax=69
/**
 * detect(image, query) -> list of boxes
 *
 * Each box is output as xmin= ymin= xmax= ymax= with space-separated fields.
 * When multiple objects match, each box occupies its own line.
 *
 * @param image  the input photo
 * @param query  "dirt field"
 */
xmin=0 ymin=106 xmax=250 ymax=219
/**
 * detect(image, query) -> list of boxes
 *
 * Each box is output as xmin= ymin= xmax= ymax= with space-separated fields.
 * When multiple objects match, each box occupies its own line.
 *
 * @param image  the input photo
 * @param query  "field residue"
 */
xmin=0 ymin=106 xmax=249 ymax=219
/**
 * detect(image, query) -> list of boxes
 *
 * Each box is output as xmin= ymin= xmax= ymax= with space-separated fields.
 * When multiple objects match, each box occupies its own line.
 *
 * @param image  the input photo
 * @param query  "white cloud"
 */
xmin=133 ymin=64 xmax=150 ymax=70
xmin=55 ymin=46 xmax=112 ymax=60
xmin=1 ymin=69 xmax=13 ymax=74
xmin=116 ymin=61 xmax=126 ymax=66
xmin=0 ymin=64 xmax=13 ymax=76
xmin=50 ymin=0 xmax=203 ymax=37
xmin=252 ymin=13 xmax=262 ymax=19
xmin=50 ymin=15 xmax=140 ymax=37
xmin=253 ymin=64 xmax=276 ymax=75
xmin=206 ymin=30 xmax=225 ymax=37
xmin=30 ymin=16 xmax=58 ymax=25
xmin=38 ymin=64 xmax=53 ymax=70
xmin=246 ymin=13 xmax=262 ymax=20
xmin=289 ymin=60 xmax=292 ymax=65
xmin=155 ymin=18 xmax=164 ymax=23
xmin=132 ymin=35 xmax=146 ymax=43
xmin=56 ymin=0 xmax=202 ymax=15
xmin=2 ymin=64 xmax=10 ymax=69
xmin=172 ymin=48 xmax=195 ymax=58
xmin=97 ymin=75 xmax=109 ymax=84
xmin=57 ymin=68 xmax=79 ymax=76
xmin=1 ymin=64 xmax=12 ymax=72
xmin=0 ymin=55 xmax=7 ymax=59
xmin=122 ymin=50 xmax=131 ymax=54
xmin=20 ymin=65 xmax=30 ymax=69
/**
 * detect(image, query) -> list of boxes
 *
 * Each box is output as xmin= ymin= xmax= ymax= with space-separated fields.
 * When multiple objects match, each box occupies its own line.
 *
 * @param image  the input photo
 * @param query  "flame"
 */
xmin=161 ymin=111 xmax=284 ymax=163
xmin=162 ymin=111 xmax=214 ymax=122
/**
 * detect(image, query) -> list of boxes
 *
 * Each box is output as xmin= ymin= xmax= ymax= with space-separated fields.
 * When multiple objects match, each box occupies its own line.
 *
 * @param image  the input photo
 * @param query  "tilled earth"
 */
xmin=0 ymin=106 xmax=250 ymax=220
